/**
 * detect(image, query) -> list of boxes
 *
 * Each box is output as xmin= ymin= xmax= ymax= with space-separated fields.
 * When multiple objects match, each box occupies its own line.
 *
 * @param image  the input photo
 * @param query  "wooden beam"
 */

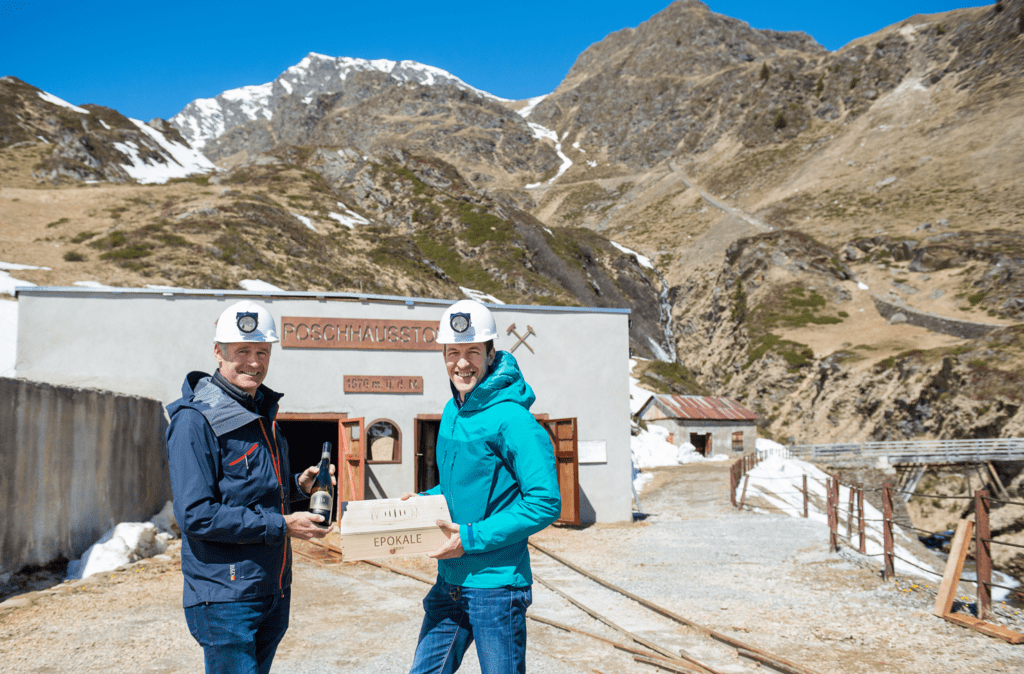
xmin=986 ymin=461 xmax=1010 ymax=500
xmin=933 ymin=519 xmax=973 ymax=618
xmin=943 ymin=613 xmax=1024 ymax=644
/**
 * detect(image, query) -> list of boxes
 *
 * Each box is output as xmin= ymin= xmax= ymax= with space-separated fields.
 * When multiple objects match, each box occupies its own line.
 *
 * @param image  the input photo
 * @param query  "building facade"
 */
xmin=15 ymin=287 xmax=633 ymax=522
xmin=637 ymin=394 xmax=758 ymax=455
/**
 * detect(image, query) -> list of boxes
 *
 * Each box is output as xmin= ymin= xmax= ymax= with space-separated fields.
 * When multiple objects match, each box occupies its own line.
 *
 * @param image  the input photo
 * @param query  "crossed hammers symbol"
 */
xmin=506 ymin=323 xmax=536 ymax=354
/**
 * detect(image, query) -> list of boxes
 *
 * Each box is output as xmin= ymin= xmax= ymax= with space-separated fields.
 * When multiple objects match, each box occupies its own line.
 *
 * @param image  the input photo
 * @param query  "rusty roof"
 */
xmin=646 ymin=395 xmax=758 ymax=421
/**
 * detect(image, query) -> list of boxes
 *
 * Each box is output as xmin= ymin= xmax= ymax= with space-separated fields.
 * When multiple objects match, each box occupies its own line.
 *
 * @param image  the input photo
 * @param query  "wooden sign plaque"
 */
xmin=337 ymin=494 xmax=452 ymax=561
xmin=281 ymin=317 xmax=443 ymax=351
xmin=344 ymin=375 xmax=423 ymax=394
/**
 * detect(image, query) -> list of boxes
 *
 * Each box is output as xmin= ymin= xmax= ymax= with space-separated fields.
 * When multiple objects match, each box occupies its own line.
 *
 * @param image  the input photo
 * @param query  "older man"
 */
xmin=405 ymin=299 xmax=561 ymax=674
xmin=166 ymin=299 xmax=333 ymax=674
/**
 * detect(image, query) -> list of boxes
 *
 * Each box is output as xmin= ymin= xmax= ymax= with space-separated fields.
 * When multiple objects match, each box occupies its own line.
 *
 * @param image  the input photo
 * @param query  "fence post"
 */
xmin=827 ymin=477 xmax=837 ymax=552
xmin=802 ymin=474 xmax=808 ymax=518
xmin=858 ymin=483 xmax=866 ymax=554
xmin=975 ymin=489 xmax=992 ymax=620
xmin=739 ymin=475 xmax=749 ymax=510
xmin=847 ymin=479 xmax=855 ymax=538
xmin=883 ymin=483 xmax=895 ymax=580
xmin=730 ymin=463 xmax=737 ymax=508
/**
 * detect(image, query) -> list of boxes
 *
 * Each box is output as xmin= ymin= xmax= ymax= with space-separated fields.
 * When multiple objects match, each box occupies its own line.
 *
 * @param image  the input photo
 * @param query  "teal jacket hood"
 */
xmin=454 ymin=350 xmax=536 ymax=413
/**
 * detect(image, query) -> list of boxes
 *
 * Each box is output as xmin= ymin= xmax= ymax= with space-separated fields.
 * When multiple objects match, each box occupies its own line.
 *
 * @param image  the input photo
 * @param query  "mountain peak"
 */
xmin=170 ymin=53 xmax=507 ymax=150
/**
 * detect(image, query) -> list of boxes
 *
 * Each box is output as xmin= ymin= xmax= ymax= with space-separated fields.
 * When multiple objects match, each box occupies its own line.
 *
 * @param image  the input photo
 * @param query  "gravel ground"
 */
xmin=1 ymin=463 xmax=1023 ymax=673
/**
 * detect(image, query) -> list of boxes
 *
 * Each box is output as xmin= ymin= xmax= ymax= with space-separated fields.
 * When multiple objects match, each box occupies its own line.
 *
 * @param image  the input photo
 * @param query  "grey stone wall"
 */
xmin=871 ymin=295 xmax=1005 ymax=340
xmin=0 ymin=378 xmax=170 ymax=578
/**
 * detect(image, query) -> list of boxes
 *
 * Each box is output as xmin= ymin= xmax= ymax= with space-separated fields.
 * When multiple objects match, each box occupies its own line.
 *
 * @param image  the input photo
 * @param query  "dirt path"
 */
xmin=1 ymin=464 xmax=1022 ymax=673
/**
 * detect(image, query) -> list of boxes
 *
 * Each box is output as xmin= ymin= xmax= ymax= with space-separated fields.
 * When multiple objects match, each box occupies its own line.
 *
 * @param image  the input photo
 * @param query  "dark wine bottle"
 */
xmin=309 ymin=442 xmax=333 ymax=528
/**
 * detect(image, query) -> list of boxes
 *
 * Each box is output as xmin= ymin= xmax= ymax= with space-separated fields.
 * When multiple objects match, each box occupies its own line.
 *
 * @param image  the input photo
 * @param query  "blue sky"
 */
xmin=1 ymin=1 xmax=985 ymax=122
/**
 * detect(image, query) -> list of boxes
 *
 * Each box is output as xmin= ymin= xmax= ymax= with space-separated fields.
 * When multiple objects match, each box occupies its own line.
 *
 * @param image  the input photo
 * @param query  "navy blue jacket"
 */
xmin=167 ymin=371 xmax=299 ymax=607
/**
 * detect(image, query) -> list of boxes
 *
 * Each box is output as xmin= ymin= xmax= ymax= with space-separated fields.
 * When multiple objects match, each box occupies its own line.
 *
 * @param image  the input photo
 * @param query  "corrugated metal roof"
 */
xmin=648 ymin=395 xmax=758 ymax=421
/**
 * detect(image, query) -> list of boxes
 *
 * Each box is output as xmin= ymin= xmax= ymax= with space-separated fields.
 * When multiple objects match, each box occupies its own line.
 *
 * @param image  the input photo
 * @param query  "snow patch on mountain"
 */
xmin=611 ymin=242 xmax=654 ymax=270
xmin=37 ymin=90 xmax=88 ymax=114
xmin=113 ymin=119 xmax=217 ymax=184
xmin=524 ymin=122 xmax=572 ymax=188
xmin=171 ymin=53 xmax=508 ymax=151
xmin=516 ymin=95 xmax=547 ymax=119
xmin=328 ymin=203 xmax=370 ymax=229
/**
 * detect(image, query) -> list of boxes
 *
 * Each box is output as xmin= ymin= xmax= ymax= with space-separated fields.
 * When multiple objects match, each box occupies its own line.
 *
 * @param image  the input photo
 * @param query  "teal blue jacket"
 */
xmin=426 ymin=350 xmax=561 ymax=588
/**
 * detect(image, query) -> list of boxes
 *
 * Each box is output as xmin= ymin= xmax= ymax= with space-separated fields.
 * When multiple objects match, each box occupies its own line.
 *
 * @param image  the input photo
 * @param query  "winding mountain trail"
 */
xmin=670 ymin=161 xmax=774 ymax=235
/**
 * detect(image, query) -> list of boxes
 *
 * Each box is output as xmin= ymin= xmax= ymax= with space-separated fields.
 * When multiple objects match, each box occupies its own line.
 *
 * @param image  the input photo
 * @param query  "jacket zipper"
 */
xmin=228 ymin=443 xmax=259 ymax=468
xmin=259 ymin=418 xmax=288 ymax=595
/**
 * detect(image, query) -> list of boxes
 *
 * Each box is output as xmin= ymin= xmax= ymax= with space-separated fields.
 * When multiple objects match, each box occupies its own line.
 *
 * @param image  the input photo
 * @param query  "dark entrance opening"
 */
xmin=415 ymin=416 xmax=442 ymax=494
xmin=690 ymin=432 xmax=711 ymax=457
xmin=276 ymin=418 xmax=340 ymax=517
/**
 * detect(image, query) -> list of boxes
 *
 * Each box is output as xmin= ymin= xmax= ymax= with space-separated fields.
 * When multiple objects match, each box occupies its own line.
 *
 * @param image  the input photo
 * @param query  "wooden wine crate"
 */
xmin=337 ymin=494 xmax=452 ymax=561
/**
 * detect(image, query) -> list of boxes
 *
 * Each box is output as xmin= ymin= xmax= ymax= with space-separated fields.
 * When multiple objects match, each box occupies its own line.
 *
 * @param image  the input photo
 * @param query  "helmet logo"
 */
xmin=236 ymin=312 xmax=259 ymax=334
xmin=449 ymin=312 xmax=471 ymax=334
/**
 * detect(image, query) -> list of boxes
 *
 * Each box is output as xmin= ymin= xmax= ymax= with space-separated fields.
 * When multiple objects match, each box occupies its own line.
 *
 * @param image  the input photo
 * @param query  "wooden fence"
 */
xmin=731 ymin=454 xmax=1024 ymax=624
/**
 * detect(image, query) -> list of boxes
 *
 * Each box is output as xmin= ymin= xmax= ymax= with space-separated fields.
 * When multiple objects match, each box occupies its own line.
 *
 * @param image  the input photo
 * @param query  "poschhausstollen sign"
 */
xmin=337 ymin=494 xmax=452 ymax=561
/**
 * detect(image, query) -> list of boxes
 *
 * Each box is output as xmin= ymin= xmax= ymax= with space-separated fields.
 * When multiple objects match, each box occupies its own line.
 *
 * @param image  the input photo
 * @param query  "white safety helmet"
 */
xmin=214 ymin=300 xmax=280 ymax=343
xmin=436 ymin=299 xmax=498 ymax=344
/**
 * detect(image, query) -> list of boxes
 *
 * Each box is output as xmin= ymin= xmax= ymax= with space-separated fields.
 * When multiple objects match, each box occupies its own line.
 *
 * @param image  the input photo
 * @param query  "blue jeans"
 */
xmin=184 ymin=589 xmax=290 ymax=674
xmin=409 ymin=577 xmax=532 ymax=674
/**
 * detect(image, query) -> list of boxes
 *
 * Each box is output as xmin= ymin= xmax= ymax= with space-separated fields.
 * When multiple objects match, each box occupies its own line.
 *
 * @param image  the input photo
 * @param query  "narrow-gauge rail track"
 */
xmin=303 ymin=538 xmax=822 ymax=674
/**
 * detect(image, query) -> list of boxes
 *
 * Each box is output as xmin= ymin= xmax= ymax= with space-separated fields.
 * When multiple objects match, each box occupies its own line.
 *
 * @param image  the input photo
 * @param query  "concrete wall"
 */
xmin=649 ymin=419 xmax=757 ymax=454
xmin=0 ymin=378 xmax=170 ymax=578
xmin=15 ymin=289 xmax=632 ymax=522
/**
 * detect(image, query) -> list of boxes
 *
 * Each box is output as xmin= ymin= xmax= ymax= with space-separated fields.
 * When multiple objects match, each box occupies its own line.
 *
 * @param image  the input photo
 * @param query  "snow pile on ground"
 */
xmin=1 ymin=261 xmax=48 ymax=296
xmin=628 ymin=358 xmax=653 ymax=415
xmin=460 ymin=287 xmax=504 ymax=304
xmin=633 ymin=424 xmax=727 ymax=469
xmin=736 ymin=454 xmax=1019 ymax=599
xmin=755 ymin=437 xmax=790 ymax=459
xmin=0 ymin=299 xmax=17 ymax=377
xmin=65 ymin=502 xmax=179 ymax=580
xmin=239 ymin=279 xmax=284 ymax=292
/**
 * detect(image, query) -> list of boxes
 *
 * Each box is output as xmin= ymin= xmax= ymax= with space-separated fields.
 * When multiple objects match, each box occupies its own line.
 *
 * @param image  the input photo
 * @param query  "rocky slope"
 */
xmin=0 ymin=77 xmax=213 ymax=185
xmin=4 ymin=0 xmax=1024 ymax=437
xmin=199 ymin=70 xmax=559 ymax=199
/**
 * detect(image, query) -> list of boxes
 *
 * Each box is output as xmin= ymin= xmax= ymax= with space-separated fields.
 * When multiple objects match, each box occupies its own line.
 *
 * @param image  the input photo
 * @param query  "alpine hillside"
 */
xmin=3 ymin=0 xmax=1024 ymax=449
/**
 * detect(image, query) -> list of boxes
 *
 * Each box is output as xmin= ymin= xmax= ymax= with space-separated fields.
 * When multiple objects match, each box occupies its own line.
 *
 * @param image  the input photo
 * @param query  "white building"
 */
xmin=637 ymin=394 xmax=758 ymax=455
xmin=14 ymin=287 xmax=633 ymax=523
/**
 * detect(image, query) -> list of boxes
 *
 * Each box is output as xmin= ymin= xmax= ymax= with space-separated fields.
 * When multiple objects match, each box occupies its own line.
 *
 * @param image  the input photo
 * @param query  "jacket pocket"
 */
xmin=228 ymin=443 xmax=259 ymax=468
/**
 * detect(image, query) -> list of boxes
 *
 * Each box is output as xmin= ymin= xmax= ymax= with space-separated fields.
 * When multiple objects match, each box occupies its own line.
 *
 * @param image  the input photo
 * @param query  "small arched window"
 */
xmin=366 ymin=419 xmax=401 ymax=464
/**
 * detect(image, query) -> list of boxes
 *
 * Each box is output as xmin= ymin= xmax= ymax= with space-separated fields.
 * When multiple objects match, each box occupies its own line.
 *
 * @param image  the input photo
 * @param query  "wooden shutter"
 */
xmin=544 ymin=418 xmax=580 ymax=525
xmin=339 ymin=418 xmax=365 ymax=502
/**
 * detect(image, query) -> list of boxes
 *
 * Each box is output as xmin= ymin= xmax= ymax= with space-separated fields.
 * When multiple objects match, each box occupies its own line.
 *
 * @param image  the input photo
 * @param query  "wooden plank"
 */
xmin=633 ymin=655 xmax=712 ymax=674
xmin=337 ymin=495 xmax=451 ymax=561
xmin=933 ymin=519 xmax=974 ymax=618
xmin=943 ymin=613 xmax=1024 ymax=644
xmin=986 ymin=462 xmax=1010 ymax=500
